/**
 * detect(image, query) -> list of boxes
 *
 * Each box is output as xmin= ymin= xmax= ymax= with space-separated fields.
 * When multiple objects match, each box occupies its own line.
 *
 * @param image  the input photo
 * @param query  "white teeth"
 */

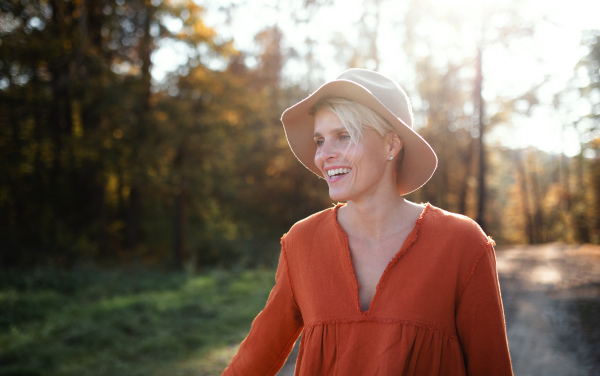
xmin=327 ymin=168 xmax=350 ymax=177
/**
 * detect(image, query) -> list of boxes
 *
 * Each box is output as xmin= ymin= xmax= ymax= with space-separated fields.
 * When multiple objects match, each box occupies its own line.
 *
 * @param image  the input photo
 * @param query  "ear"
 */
xmin=386 ymin=132 xmax=403 ymax=158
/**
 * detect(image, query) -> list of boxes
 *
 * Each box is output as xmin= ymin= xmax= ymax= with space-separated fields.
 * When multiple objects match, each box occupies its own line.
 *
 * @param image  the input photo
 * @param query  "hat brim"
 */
xmin=281 ymin=79 xmax=437 ymax=196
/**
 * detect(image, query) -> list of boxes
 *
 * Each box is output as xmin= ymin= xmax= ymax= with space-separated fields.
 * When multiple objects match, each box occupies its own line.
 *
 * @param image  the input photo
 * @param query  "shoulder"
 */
xmin=280 ymin=205 xmax=342 ymax=270
xmin=425 ymin=204 xmax=488 ymax=238
xmin=422 ymin=204 xmax=494 ymax=253
xmin=420 ymin=205 xmax=496 ymax=292
xmin=281 ymin=204 xmax=338 ymax=244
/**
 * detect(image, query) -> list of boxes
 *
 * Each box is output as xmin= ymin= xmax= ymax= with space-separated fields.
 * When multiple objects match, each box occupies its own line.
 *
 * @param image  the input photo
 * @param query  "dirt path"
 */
xmin=277 ymin=243 xmax=600 ymax=376
xmin=498 ymin=243 xmax=600 ymax=376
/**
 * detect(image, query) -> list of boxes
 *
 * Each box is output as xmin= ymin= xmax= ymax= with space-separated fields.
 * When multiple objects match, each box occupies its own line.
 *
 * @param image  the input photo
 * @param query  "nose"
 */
xmin=315 ymin=138 xmax=338 ymax=166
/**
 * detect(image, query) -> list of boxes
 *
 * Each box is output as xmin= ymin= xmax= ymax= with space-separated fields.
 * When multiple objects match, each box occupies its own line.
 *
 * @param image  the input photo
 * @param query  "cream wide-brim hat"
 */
xmin=281 ymin=68 xmax=438 ymax=196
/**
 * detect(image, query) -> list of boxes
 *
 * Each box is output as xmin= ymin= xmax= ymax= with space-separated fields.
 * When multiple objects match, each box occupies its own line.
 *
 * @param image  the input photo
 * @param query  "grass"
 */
xmin=0 ymin=267 xmax=275 ymax=376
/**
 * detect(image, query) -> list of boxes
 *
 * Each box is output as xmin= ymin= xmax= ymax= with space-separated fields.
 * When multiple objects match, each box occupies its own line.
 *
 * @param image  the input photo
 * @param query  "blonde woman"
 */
xmin=223 ymin=69 xmax=513 ymax=376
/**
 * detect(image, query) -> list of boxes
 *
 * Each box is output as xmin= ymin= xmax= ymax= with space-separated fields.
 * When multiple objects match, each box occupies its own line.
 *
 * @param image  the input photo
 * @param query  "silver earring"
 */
xmin=388 ymin=156 xmax=393 ymax=160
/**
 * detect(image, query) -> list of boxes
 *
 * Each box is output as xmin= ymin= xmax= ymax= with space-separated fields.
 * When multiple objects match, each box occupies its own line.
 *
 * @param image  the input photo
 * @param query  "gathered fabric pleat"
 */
xmin=297 ymin=321 xmax=464 ymax=376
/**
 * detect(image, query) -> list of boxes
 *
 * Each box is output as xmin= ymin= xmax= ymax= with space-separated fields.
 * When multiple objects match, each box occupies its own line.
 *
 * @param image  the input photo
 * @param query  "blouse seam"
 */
xmin=304 ymin=317 xmax=457 ymax=340
xmin=332 ymin=204 xmax=362 ymax=314
xmin=280 ymin=235 xmax=301 ymax=312
xmin=457 ymin=236 xmax=496 ymax=303
xmin=265 ymin=322 xmax=303 ymax=376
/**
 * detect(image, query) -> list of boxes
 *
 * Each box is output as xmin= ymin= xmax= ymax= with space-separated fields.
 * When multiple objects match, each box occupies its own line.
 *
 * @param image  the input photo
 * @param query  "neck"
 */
xmin=341 ymin=194 xmax=423 ymax=242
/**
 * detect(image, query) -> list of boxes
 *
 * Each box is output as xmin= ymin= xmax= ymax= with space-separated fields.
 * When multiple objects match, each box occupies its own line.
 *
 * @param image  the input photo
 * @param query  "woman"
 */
xmin=223 ymin=69 xmax=513 ymax=375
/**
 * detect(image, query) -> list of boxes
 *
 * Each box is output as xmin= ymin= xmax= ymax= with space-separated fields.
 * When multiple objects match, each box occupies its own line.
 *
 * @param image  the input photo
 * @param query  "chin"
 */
xmin=328 ymin=189 xmax=351 ymax=202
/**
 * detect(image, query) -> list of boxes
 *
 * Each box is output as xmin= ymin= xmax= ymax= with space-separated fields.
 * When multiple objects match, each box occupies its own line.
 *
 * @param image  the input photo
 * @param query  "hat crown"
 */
xmin=336 ymin=69 xmax=413 ymax=128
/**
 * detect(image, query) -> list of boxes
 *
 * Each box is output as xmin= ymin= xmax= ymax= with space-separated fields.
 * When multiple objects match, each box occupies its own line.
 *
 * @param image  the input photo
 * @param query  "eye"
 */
xmin=314 ymin=138 xmax=324 ymax=147
xmin=339 ymin=134 xmax=351 ymax=142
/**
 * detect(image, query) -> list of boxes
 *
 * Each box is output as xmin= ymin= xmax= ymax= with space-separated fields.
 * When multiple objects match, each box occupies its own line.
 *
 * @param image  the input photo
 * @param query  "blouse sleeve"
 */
xmin=222 ymin=242 xmax=304 ymax=376
xmin=456 ymin=242 xmax=514 ymax=376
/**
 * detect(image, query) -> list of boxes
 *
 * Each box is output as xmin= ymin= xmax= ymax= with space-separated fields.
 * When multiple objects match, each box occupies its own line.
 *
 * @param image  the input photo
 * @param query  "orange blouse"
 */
xmin=223 ymin=203 xmax=513 ymax=376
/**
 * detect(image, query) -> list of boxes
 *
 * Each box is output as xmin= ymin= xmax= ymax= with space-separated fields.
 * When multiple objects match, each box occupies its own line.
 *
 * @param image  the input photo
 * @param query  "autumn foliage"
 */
xmin=1 ymin=0 xmax=598 ymax=269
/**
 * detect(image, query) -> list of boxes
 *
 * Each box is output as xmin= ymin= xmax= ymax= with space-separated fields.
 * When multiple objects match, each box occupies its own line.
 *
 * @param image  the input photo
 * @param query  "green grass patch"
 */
xmin=0 ymin=267 xmax=275 ymax=376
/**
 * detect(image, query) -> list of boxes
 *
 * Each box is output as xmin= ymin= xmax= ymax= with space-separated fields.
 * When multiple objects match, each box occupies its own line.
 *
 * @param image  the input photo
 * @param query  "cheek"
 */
xmin=359 ymin=154 xmax=386 ymax=178
xmin=314 ymin=149 xmax=322 ymax=166
xmin=346 ymin=144 xmax=364 ymax=165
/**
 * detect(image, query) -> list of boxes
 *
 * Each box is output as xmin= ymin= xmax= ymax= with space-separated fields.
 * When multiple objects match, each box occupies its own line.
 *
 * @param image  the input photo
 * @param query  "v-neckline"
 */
xmin=333 ymin=202 xmax=431 ymax=315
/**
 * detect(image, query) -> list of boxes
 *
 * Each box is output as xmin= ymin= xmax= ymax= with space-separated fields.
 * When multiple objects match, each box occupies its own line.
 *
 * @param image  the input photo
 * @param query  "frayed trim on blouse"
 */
xmin=280 ymin=234 xmax=302 ymax=312
xmin=380 ymin=203 xmax=430 ymax=278
xmin=332 ymin=204 xmax=363 ymax=315
xmin=457 ymin=237 xmax=496 ymax=302
xmin=304 ymin=316 xmax=457 ymax=340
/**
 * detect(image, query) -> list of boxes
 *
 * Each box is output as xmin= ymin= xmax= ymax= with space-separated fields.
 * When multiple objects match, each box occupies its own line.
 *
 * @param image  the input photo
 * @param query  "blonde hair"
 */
xmin=312 ymin=97 xmax=404 ymax=168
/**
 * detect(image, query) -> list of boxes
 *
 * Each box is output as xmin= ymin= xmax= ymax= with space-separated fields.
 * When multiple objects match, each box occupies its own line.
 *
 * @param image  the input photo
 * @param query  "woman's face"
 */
xmin=313 ymin=109 xmax=392 ymax=202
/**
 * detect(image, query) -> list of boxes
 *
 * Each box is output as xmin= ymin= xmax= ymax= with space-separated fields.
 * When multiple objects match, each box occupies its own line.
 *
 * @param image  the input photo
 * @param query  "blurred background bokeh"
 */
xmin=1 ymin=0 xmax=599 ymax=375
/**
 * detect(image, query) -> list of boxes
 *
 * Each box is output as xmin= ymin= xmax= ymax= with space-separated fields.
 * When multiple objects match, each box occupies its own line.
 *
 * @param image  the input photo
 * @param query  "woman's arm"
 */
xmin=456 ymin=242 xmax=514 ymax=376
xmin=222 ymin=244 xmax=303 ymax=376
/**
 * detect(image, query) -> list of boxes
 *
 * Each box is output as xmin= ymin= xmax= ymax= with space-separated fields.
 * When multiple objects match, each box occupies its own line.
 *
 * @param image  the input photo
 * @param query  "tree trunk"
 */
xmin=528 ymin=155 xmax=545 ymax=243
xmin=125 ymin=1 xmax=154 ymax=250
xmin=514 ymin=151 xmax=534 ymax=244
xmin=173 ymin=141 xmax=188 ymax=270
xmin=559 ymin=153 xmax=571 ymax=211
xmin=125 ymin=186 xmax=142 ymax=248
xmin=458 ymin=138 xmax=475 ymax=215
xmin=591 ymin=157 xmax=600 ymax=243
xmin=174 ymin=179 xmax=188 ymax=270
xmin=475 ymin=45 xmax=486 ymax=231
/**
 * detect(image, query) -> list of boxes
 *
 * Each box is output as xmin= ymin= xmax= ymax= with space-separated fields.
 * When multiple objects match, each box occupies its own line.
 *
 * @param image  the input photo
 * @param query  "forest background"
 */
xmin=1 ymin=0 xmax=599 ymax=269
xmin=1 ymin=0 xmax=600 ymax=375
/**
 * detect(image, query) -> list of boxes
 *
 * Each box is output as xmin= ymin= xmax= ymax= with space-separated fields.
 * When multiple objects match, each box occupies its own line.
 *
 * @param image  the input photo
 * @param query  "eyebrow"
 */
xmin=313 ymin=127 xmax=347 ymax=138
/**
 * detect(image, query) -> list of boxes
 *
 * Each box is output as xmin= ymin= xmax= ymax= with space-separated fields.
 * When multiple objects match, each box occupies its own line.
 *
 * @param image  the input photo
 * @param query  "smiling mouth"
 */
xmin=327 ymin=168 xmax=351 ymax=179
